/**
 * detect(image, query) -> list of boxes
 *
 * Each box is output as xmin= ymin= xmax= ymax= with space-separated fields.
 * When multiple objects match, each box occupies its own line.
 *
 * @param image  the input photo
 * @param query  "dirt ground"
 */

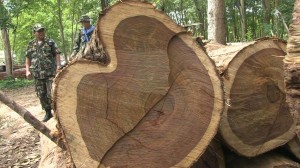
xmin=0 ymin=86 xmax=44 ymax=168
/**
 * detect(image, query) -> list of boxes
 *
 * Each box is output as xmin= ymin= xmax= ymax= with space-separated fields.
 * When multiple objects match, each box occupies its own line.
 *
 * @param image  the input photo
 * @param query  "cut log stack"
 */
xmin=38 ymin=0 xmax=300 ymax=168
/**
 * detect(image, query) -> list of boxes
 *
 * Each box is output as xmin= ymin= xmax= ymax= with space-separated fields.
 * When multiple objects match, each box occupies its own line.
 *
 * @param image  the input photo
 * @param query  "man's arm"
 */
xmin=25 ymin=57 xmax=31 ymax=78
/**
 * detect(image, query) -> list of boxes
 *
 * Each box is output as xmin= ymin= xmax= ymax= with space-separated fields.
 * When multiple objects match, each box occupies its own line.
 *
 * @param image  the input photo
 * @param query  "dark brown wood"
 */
xmin=226 ymin=152 xmax=300 ymax=168
xmin=191 ymin=138 xmax=225 ymax=168
xmin=205 ymin=38 xmax=296 ymax=157
xmin=53 ymin=1 xmax=224 ymax=167
xmin=287 ymin=130 xmax=300 ymax=160
xmin=0 ymin=91 xmax=64 ymax=149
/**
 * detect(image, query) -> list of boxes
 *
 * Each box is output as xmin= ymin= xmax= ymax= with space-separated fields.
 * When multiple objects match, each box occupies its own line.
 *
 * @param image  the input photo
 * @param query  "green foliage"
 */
xmin=0 ymin=0 xmax=296 ymax=59
xmin=0 ymin=77 xmax=34 ymax=89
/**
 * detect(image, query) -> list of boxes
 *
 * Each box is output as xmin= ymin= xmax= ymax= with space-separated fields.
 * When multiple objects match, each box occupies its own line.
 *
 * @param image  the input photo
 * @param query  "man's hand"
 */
xmin=26 ymin=71 xmax=32 ymax=79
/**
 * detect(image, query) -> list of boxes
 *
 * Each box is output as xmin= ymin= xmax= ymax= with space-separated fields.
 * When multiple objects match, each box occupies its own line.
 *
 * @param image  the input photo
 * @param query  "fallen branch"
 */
xmin=0 ymin=91 xmax=64 ymax=149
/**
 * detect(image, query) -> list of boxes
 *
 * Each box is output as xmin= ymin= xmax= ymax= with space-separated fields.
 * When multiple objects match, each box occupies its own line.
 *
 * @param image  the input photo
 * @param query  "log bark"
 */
xmin=285 ymin=0 xmax=300 ymax=160
xmin=53 ymin=1 xmax=224 ymax=167
xmin=205 ymin=38 xmax=296 ymax=157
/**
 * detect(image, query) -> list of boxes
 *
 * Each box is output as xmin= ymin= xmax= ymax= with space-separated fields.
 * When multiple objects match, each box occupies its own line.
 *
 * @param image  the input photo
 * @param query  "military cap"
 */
xmin=79 ymin=15 xmax=91 ymax=22
xmin=33 ymin=23 xmax=45 ymax=32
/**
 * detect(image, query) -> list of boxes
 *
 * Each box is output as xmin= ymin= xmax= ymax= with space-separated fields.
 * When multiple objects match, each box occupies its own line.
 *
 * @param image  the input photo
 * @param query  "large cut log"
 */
xmin=285 ymin=0 xmax=300 ymax=160
xmin=226 ymin=151 xmax=300 ymax=168
xmin=205 ymin=38 xmax=296 ymax=157
xmin=53 ymin=1 xmax=224 ymax=168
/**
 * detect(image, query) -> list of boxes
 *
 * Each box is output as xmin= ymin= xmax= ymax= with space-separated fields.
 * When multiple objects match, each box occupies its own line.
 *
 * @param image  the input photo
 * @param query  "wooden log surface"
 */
xmin=205 ymin=38 xmax=297 ymax=157
xmin=53 ymin=1 xmax=224 ymax=168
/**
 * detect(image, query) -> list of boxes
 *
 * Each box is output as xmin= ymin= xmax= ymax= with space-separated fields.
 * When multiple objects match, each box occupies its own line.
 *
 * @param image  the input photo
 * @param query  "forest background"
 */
xmin=0 ymin=0 xmax=295 ymax=65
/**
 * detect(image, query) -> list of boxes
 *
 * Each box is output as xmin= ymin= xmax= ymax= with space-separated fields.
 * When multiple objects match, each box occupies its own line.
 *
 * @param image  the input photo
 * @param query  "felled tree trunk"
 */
xmin=53 ymin=1 xmax=224 ymax=168
xmin=285 ymin=0 xmax=300 ymax=160
xmin=205 ymin=38 xmax=296 ymax=157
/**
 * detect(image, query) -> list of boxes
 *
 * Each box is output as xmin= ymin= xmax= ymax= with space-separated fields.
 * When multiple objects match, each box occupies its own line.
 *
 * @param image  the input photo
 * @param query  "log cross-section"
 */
xmin=206 ymin=38 xmax=296 ymax=157
xmin=53 ymin=1 xmax=224 ymax=168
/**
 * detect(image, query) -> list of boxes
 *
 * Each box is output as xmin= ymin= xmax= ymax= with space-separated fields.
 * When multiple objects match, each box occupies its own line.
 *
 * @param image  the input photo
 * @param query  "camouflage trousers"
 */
xmin=34 ymin=78 xmax=53 ymax=110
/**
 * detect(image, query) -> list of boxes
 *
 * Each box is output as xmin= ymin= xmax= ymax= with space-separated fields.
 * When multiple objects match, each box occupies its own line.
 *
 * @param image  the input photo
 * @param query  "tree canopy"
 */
xmin=0 ymin=0 xmax=294 ymax=64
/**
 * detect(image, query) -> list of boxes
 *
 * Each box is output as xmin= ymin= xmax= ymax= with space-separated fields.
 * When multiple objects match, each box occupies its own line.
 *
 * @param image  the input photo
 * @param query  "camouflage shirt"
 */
xmin=25 ymin=38 xmax=61 ymax=79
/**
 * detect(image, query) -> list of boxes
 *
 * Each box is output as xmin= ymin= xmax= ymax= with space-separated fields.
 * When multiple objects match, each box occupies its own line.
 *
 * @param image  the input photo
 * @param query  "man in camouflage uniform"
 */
xmin=25 ymin=23 xmax=61 ymax=122
xmin=70 ymin=15 xmax=95 ymax=60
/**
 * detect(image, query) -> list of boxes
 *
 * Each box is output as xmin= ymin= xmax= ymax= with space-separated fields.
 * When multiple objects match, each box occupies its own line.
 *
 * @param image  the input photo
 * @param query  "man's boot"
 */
xmin=42 ymin=109 xmax=53 ymax=122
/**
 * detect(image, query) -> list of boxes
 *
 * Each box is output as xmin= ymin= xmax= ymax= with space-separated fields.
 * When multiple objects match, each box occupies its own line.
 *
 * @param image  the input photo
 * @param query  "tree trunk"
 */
xmin=285 ymin=0 xmax=300 ymax=161
xmin=53 ymin=1 xmax=224 ymax=167
xmin=193 ymin=0 xmax=205 ymax=38
xmin=1 ymin=28 xmax=13 ymax=77
xmin=12 ymin=15 xmax=18 ymax=64
xmin=214 ymin=0 xmax=226 ymax=44
xmin=57 ymin=0 xmax=67 ymax=62
xmin=207 ymin=0 xmax=215 ymax=41
xmin=262 ymin=0 xmax=271 ymax=36
xmin=100 ymin=0 xmax=109 ymax=11
xmin=207 ymin=0 xmax=226 ymax=44
xmin=237 ymin=0 xmax=246 ymax=41
xmin=205 ymin=38 xmax=296 ymax=157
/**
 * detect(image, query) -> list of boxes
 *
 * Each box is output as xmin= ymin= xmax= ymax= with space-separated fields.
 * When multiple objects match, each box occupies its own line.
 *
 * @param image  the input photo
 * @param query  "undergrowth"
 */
xmin=0 ymin=77 xmax=34 ymax=90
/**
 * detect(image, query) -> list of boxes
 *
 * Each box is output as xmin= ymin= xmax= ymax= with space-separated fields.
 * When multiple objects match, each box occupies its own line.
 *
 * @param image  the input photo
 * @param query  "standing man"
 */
xmin=25 ymin=23 xmax=61 ymax=122
xmin=70 ymin=15 xmax=95 ymax=59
